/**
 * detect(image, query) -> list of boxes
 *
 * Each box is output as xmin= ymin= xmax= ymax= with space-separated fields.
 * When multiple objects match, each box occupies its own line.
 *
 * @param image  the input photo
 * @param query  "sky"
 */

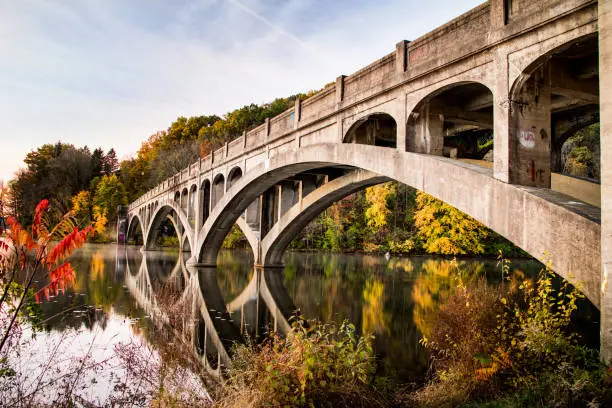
xmin=0 ymin=0 xmax=483 ymax=182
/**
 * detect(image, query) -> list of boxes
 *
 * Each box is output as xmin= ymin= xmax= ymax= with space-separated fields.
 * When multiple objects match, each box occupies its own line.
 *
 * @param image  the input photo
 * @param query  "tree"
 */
xmin=414 ymin=191 xmax=489 ymax=255
xmin=71 ymin=190 xmax=92 ymax=227
xmin=365 ymin=183 xmax=395 ymax=229
xmin=149 ymin=140 xmax=201 ymax=184
xmin=10 ymin=143 xmax=96 ymax=224
xmin=0 ymin=180 xmax=6 ymax=217
xmin=91 ymin=147 xmax=104 ymax=176
xmin=102 ymin=148 xmax=119 ymax=175
xmin=93 ymin=174 xmax=128 ymax=223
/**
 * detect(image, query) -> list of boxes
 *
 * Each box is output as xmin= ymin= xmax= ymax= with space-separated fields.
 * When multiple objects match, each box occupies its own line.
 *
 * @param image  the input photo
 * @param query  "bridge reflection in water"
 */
xmin=111 ymin=245 xmax=601 ymax=382
xmin=120 ymin=248 xmax=299 ymax=377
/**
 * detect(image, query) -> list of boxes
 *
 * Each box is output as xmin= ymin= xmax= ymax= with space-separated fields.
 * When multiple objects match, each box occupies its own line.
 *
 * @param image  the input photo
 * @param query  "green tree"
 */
xmin=93 ymin=174 xmax=128 ymax=223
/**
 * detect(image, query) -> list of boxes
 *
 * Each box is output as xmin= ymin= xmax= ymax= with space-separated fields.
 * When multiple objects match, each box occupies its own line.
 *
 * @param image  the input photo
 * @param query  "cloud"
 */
xmin=0 ymin=0 xmax=482 ymax=182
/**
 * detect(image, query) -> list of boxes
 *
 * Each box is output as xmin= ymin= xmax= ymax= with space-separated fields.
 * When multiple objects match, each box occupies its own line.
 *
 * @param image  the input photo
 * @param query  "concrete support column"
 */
xmin=396 ymin=93 xmax=408 ymax=152
xmin=278 ymin=181 xmax=298 ymax=218
xmin=246 ymin=199 xmax=260 ymax=229
xmin=209 ymin=180 xmax=214 ymax=218
xmin=194 ymin=177 xmax=201 ymax=246
xmin=414 ymin=102 xmax=444 ymax=155
xmin=265 ymin=118 xmax=270 ymax=139
xmin=509 ymin=66 xmax=552 ymax=188
xmin=258 ymin=190 xmax=276 ymax=239
xmin=490 ymin=0 xmax=507 ymax=28
xmin=301 ymin=175 xmax=318 ymax=198
xmin=275 ymin=185 xmax=283 ymax=223
xmin=298 ymin=180 xmax=303 ymax=209
xmin=186 ymin=189 xmax=192 ymax=224
xmin=599 ymin=0 xmax=612 ymax=364
xmin=493 ymin=48 xmax=511 ymax=183
xmin=293 ymin=98 xmax=301 ymax=130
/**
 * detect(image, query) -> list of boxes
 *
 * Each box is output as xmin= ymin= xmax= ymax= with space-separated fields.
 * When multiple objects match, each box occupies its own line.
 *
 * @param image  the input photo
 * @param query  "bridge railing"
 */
xmin=227 ymin=137 xmax=243 ymax=158
xmin=269 ymin=109 xmax=294 ymax=137
xmin=245 ymin=123 xmax=266 ymax=149
xmin=300 ymin=86 xmax=335 ymax=123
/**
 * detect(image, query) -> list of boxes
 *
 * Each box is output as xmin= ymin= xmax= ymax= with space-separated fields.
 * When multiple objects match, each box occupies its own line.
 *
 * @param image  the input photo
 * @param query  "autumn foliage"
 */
xmin=0 ymin=199 xmax=94 ymax=352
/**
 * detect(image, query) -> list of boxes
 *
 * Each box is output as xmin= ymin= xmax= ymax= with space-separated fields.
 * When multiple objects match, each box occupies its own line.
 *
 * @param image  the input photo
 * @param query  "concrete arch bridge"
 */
xmin=121 ymin=0 xmax=612 ymax=359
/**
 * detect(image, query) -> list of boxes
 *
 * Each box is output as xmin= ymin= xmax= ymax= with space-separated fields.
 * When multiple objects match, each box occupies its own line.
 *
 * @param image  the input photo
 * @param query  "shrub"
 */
xmin=160 ymin=235 xmax=180 ymax=247
xmin=407 ymin=259 xmax=612 ymax=407
xmin=216 ymin=319 xmax=387 ymax=408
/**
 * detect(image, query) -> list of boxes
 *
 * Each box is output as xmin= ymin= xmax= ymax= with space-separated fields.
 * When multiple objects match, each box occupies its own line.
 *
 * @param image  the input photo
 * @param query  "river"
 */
xmin=13 ymin=244 xmax=599 ymax=404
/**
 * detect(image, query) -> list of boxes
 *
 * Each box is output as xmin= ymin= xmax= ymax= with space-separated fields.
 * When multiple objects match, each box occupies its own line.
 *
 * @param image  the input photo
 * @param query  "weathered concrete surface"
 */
xmin=551 ymin=173 xmax=601 ymax=208
xmin=460 ymin=159 xmax=601 ymax=207
xmin=195 ymin=143 xmax=601 ymax=308
xmin=599 ymin=0 xmax=612 ymax=364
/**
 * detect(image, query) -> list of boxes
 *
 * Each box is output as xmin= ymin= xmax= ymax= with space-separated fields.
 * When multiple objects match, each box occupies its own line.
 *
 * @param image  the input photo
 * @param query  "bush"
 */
xmin=160 ymin=235 xmax=180 ymax=247
xmin=221 ymin=224 xmax=248 ymax=249
xmin=406 ymin=259 xmax=612 ymax=407
xmin=216 ymin=319 xmax=388 ymax=408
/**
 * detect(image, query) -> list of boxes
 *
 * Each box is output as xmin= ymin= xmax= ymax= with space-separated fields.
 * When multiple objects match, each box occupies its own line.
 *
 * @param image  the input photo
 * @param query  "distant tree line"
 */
xmin=8 ymin=143 xmax=125 ymax=232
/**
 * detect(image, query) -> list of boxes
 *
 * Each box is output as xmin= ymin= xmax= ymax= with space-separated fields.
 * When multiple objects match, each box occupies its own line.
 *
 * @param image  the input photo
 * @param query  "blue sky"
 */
xmin=0 ymin=0 xmax=482 ymax=182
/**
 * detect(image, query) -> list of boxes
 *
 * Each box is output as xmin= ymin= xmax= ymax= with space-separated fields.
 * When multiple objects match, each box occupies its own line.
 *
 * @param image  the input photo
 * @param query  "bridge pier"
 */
xmin=600 ymin=0 xmax=612 ymax=364
xmin=509 ymin=66 xmax=552 ymax=187
xmin=410 ymin=101 xmax=445 ymax=155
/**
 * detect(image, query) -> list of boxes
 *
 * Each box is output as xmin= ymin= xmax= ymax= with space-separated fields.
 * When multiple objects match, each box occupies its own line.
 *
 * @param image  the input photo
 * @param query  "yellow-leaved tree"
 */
xmin=365 ymin=182 xmax=395 ymax=229
xmin=414 ymin=191 xmax=489 ymax=255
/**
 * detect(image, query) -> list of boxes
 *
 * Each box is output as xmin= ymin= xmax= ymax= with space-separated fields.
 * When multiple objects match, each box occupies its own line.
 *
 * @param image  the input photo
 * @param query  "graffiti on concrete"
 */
xmin=519 ymin=129 xmax=536 ymax=148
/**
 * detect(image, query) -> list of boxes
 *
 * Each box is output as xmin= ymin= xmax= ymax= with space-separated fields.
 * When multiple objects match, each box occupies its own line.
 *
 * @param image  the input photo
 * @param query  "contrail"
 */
xmin=225 ymin=0 xmax=315 ymax=55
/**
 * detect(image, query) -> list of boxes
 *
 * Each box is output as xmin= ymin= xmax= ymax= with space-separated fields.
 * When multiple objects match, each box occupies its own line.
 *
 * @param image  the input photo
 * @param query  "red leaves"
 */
xmin=49 ymin=261 xmax=76 ymax=288
xmin=32 ymin=198 xmax=49 ymax=238
xmin=8 ymin=199 xmax=94 ymax=303
xmin=35 ymin=262 xmax=76 ymax=303
xmin=46 ymin=225 xmax=94 ymax=268
xmin=7 ymin=216 xmax=36 ymax=251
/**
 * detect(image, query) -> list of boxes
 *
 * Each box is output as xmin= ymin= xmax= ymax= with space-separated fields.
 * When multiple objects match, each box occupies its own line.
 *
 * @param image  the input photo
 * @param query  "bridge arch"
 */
xmin=145 ymin=199 xmax=193 ymax=252
xmin=508 ymin=32 xmax=599 ymax=189
xmin=343 ymin=112 xmax=397 ymax=148
xmin=200 ymin=179 xmax=211 ymax=226
xmin=174 ymin=191 xmax=180 ymax=203
xmin=180 ymin=188 xmax=189 ymax=214
xmin=212 ymin=174 xmax=225 ymax=209
xmin=227 ymin=166 xmax=243 ymax=188
xmin=189 ymin=184 xmax=197 ymax=226
xmin=262 ymin=170 xmax=388 ymax=266
xmin=195 ymin=143 xmax=600 ymax=307
xmin=126 ymin=214 xmax=144 ymax=245
xmin=406 ymin=81 xmax=494 ymax=160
